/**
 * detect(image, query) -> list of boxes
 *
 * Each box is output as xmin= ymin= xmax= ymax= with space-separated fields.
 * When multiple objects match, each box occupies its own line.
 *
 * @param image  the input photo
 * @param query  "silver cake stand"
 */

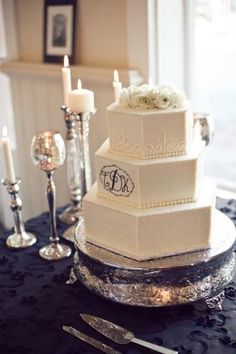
xmin=71 ymin=210 xmax=236 ymax=309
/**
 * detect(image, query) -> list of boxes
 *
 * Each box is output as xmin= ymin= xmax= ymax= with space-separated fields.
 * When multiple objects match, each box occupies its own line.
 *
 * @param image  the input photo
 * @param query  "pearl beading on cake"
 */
xmin=98 ymin=192 xmax=195 ymax=209
xmin=109 ymin=148 xmax=185 ymax=160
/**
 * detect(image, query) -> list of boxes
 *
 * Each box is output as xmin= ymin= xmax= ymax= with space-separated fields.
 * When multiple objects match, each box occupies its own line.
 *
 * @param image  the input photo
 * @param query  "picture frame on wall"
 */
xmin=43 ymin=0 xmax=76 ymax=64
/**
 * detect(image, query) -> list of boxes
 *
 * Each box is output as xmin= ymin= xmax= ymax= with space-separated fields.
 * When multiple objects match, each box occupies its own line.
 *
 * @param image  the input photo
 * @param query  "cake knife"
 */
xmin=63 ymin=326 xmax=122 ymax=354
xmin=80 ymin=314 xmax=178 ymax=354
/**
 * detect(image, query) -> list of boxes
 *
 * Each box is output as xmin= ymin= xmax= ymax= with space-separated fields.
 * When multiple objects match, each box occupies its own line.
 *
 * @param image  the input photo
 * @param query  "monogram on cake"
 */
xmin=83 ymin=84 xmax=216 ymax=260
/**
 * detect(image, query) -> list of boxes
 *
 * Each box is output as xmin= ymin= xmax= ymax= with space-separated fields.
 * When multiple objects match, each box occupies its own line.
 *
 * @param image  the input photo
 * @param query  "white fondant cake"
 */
xmin=95 ymin=139 xmax=204 ymax=208
xmin=83 ymin=181 xmax=215 ymax=260
xmin=83 ymin=84 xmax=216 ymax=261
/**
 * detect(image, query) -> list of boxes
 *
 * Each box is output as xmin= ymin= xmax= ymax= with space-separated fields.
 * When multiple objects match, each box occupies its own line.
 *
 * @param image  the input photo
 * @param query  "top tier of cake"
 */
xmin=107 ymin=84 xmax=192 ymax=160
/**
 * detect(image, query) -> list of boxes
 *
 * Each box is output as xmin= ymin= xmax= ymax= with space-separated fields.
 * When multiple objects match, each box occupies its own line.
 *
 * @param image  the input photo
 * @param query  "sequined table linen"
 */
xmin=0 ymin=202 xmax=236 ymax=354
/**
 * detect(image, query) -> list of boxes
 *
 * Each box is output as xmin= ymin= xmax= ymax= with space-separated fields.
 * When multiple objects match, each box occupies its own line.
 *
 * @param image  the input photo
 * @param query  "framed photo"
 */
xmin=43 ymin=0 xmax=76 ymax=64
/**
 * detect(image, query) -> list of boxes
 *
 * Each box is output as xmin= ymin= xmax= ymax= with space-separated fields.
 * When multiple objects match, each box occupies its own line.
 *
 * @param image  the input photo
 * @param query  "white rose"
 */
xmin=139 ymin=84 xmax=151 ymax=93
xmin=127 ymin=85 xmax=143 ymax=97
xmin=168 ymin=93 xmax=178 ymax=109
xmin=129 ymin=94 xmax=140 ymax=108
xmin=137 ymin=94 xmax=155 ymax=109
xmin=154 ymin=93 xmax=171 ymax=109
xmin=148 ymin=87 xmax=160 ymax=99
xmin=159 ymin=85 xmax=176 ymax=95
xmin=119 ymin=88 xmax=129 ymax=107
xmin=175 ymin=92 xmax=187 ymax=108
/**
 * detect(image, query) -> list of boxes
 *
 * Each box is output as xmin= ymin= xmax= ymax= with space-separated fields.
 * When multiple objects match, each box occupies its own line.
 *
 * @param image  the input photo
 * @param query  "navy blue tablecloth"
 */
xmin=1 ymin=202 xmax=236 ymax=354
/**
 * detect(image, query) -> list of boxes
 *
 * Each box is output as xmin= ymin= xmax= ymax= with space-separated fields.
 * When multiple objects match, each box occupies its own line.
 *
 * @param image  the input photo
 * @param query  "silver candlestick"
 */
xmin=2 ymin=178 xmax=37 ymax=249
xmin=62 ymin=109 xmax=96 ymax=242
xmin=31 ymin=131 xmax=72 ymax=260
xmin=59 ymin=106 xmax=83 ymax=225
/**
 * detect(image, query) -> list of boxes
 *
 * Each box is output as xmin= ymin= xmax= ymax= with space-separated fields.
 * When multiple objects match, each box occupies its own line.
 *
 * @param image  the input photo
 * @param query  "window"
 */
xmin=152 ymin=0 xmax=236 ymax=189
xmin=188 ymin=0 xmax=236 ymax=187
xmin=0 ymin=0 xmax=17 ymax=227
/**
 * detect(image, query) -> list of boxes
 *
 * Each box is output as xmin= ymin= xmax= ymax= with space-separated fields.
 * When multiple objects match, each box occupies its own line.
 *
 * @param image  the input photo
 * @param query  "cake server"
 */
xmin=80 ymin=314 xmax=178 ymax=354
xmin=63 ymin=326 xmax=122 ymax=354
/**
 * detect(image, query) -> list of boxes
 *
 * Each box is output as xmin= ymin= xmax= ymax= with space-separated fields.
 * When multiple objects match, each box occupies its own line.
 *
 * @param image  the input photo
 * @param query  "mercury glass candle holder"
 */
xmin=60 ymin=108 xmax=96 ymax=242
xmin=63 ymin=109 xmax=96 ymax=242
xmin=31 ymin=131 xmax=72 ymax=260
xmin=59 ymin=107 xmax=83 ymax=225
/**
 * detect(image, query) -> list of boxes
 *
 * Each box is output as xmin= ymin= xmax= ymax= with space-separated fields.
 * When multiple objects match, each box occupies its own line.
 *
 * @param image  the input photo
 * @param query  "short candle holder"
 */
xmin=31 ymin=131 xmax=72 ymax=261
xmin=62 ymin=108 xmax=96 ymax=242
xmin=193 ymin=112 xmax=214 ymax=146
xmin=2 ymin=178 xmax=37 ymax=249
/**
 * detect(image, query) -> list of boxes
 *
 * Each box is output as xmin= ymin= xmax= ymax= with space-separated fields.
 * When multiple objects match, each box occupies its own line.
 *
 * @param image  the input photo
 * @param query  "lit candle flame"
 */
xmin=64 ymin=55 xmax=69 ymax=68
xmin=113 ymin=70 xmax=119 ymax=82
xmin=2 ymin=126 xmax=8 ymax=138
xmin=77 ymin=79 xmax=82 ymax=90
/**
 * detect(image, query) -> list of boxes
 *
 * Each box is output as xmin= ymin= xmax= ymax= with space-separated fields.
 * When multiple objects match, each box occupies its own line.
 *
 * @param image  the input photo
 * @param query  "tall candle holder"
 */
xmin=2 ymin=178 xmax=37 ymax=249
xmin=62 ymin=108 xmax=96 ymax=241
xmin=59 ymin=106 xmax=83 ymax=225
xmin=76 ymin=110 xmax=94 ymax=194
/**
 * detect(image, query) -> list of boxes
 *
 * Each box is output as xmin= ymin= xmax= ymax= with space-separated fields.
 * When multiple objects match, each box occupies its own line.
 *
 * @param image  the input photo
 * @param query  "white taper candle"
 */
xmin=113 ymin=69 xmax=122 ymax=102
xmin=62 ymin=55 xmax=72 ymax=107
xmin=1 ymin=126 xmax=16 ymax=183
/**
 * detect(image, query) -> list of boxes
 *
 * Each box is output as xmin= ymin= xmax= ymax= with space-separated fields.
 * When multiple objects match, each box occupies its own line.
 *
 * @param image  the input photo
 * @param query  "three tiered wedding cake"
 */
xmin=83 ymin=84 xmax=215 ymax=260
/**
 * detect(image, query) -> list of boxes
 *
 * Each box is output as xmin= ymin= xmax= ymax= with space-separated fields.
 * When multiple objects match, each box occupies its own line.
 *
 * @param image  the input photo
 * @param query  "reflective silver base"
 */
xmin=39 ymin=242 xmax=72 ymax=260
xmin=59 ymin=204 xmax=82 ymax=225
xmin=62 ymin=218 xmax=83 ymax=242
xmin=6 ymin=231 xmax=37 ymax=249
xmin=62 ymin=225 xmax=76 ymax=242
xmin=72 ymin=211 xmax=236 ymax=307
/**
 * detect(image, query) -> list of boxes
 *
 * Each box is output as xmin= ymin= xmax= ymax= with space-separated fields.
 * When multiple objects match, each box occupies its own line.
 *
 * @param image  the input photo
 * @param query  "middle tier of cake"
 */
xmin=95 ymin=139 xmax=205 ymax=208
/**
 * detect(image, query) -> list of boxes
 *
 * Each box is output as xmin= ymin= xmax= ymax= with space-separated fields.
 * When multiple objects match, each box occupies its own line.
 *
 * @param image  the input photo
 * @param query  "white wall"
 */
xmin=13 ymin=0 xmax=150 ymax=77
xmin=0 ymin=0 xmax=148 ymax=223
xmin=14 ymin=0 xmax=127 ymax=67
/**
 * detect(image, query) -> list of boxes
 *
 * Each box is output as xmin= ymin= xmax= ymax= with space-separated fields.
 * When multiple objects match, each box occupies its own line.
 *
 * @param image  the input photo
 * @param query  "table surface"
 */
xmin=1 ymin=202 xmax=236 ymax=354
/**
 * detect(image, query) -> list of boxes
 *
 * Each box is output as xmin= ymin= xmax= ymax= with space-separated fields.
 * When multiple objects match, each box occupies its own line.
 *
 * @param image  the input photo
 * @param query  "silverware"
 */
xmin=80 ymin=314 xmax=178 ymax=354
xmin=63 ymin=326 xmax=122 ymax=354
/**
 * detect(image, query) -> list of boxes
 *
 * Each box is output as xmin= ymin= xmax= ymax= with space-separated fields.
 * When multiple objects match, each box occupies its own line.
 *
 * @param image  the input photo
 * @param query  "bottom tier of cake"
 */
xmin=83 ymin=180 xmax=215 ymax=260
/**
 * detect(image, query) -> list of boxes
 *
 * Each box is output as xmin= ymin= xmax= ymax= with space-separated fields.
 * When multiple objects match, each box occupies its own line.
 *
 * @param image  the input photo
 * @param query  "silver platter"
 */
xmin=72 ymin=210 xmax=236 ymax=307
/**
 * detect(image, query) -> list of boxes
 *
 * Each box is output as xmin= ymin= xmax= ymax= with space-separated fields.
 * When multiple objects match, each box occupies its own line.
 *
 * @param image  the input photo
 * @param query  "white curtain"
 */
xmin=0 ymin=0 xmax=18 ymax=228
xmin=0 ymin=0 xmax=6 ymax=58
